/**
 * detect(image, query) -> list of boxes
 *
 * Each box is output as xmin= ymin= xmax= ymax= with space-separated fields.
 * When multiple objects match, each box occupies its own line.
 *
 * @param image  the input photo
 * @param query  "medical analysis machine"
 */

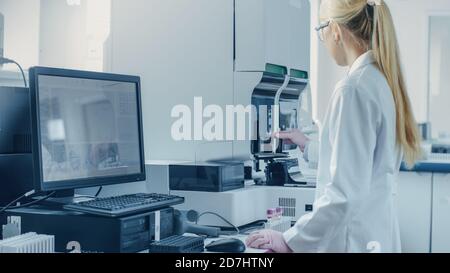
xmin=169 ymin=64 xmax=317 ymax=228
xmin=250 ymin=65 xmax=316 ymax=186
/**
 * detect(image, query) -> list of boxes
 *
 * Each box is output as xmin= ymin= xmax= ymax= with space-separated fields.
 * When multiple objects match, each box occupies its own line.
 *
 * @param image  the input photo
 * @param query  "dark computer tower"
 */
xmin=5 ymin=206 xmax=175 ymax=253
xmin=0 ymin=87 xmax=34 ymax=206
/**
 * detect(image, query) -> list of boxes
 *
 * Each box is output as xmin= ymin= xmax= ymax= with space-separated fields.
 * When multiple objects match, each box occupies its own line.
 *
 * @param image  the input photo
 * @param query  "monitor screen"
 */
xmin=35 ymin=73 xmax=143 ymax=187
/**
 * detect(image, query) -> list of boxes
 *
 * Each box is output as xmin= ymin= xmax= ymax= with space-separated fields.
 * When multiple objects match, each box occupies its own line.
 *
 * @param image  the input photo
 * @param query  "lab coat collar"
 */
xmin=348 ymin=51 xmax=376 ymax=76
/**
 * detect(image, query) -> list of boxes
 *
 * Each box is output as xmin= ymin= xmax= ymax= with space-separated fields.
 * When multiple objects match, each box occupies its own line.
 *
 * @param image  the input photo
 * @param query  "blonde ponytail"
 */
xmin=371 ymin=3 xmax=421 ymax=168
xmin=321 ymin=0 xmax=422 ymax=168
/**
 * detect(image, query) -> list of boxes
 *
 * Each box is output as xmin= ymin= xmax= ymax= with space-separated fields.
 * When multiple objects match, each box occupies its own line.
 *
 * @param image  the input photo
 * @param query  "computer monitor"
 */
xmin=28 ymin=67 xmax=146 ymax=192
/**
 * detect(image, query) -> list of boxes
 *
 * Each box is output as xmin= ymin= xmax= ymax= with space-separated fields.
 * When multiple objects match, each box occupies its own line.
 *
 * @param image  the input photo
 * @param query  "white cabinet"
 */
xmin=396 ymin=172 xmax=432 ymax=253
xmin=110 ymin=0 xmax=234 ymax=161
xmin=286 ymin=0 xmax=310 ymax=72
xmin=235 ymin=0 xmax=265 ymax=71
xmin=264 ymin=0 xmax=292 ymax=68
xmin=432 ymin=173 xmax=450 ymax=253
xmin=235 ymin=0 xmax=310 ymax=72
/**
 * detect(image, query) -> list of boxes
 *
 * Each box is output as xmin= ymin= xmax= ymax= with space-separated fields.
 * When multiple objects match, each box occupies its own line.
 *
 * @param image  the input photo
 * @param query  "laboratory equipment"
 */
xmin=172 ymin=185 xmax=315 ymax=228
xmin=172 ymin=185 xmax=267 ymax=227
xmin=401 ymin=142 xmax=450 ymax=173
xmin=431 ymin=144 xmax=450 ymax=155
xmin=169 ymin=162 xmax=245 ymax=192
xmin=0 ymin=232 xmax=55 ymax=253
xmin=264 ymin=208 xmax=292 ymax=233
xmin=418 ymin=123 xmax=432 ymax=141
xmin=147 ymin=161 xmax=316 ymax=228
xmin=249 ymin=65 xmax=316 ymax=186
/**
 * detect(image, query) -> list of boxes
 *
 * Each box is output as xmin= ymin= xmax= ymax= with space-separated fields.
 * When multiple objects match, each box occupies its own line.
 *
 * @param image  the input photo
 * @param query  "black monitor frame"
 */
xmin=29 ymin=66 xmax=146 ymax=192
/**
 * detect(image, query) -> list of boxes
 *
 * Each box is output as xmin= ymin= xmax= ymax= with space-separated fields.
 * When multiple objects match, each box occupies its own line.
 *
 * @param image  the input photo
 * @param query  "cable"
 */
xmin=0 ymin=57 xmax=27 ymax=88
xmin=12 ymin=59 xmax=27 ymax=88
xmin=8 ymin=192 xmax=56 ymax=210
xmin=195 ymin=212 xmax=240 ymax=235
xmin=0 ymin=190 xmax=36 ymax=214
xmin=0 ymin=191 xmax=56 ymax=213
xmin=94 ymin=186 xmax=103 ymax=198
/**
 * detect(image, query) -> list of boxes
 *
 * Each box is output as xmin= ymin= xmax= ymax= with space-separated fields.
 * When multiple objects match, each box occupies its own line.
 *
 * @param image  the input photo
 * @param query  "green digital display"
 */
xmin=265 ymin=63 xmax=288 ymax=76
xmin=290 ymin=69 xmax=308 ymax=79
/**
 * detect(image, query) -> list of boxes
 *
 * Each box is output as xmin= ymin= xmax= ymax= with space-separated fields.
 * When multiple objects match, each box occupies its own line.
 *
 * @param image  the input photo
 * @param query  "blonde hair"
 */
xmin=321 ymin=0 xmax=422 ymax=168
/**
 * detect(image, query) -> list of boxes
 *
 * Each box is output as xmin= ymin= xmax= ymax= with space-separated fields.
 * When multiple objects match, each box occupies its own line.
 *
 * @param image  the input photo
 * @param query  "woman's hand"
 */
xmin=246 ymin=230 xmax=293 ymax=253
xmin=273 ymin=129 xmax=310 ymax=152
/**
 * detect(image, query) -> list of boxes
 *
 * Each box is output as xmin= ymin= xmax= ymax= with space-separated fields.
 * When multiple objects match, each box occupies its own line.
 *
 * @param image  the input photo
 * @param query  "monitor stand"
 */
xmin=33 ymin=189 xmax=94 ymax=207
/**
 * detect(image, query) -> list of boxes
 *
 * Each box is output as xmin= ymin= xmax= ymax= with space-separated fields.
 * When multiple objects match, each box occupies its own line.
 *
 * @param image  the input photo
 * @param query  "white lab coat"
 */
xmin=283 ymin=51 xmax=403 ymax=253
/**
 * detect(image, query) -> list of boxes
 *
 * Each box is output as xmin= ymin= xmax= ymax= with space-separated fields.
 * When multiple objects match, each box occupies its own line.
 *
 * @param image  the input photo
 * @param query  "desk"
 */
xmin=4 ymin=206 xmax=267 ymax=253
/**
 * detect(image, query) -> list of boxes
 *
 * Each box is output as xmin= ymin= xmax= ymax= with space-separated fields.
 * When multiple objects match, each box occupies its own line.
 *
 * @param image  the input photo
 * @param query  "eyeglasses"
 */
xmin=315 ymin=20 xmax=331 ymax=42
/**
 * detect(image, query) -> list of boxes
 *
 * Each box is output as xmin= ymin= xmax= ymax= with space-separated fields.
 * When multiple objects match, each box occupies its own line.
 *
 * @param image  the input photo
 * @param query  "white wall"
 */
xmin=0 ymin=0 xmax=40 ymax=70
xmin=39 ymin=0 xmax=111 ymax=71
xmin=429 ymin=16 xmax=450 ymax=139
xmin=386 ymin=0 xmax=450 ymax=124
xmin=0 ymin=0 xmax=111 ymax=75
xmin=0 ymin=12 xmax=4 ymax=57
xmin=310 ymin=0 xmax=347 ymax=123
xmin=314 ymin=0 xmax=450 ymax=124
xmin=39 ymin=0 xmax=87 ymax=69
xmin=312 ymin=0 xmax=347 ymax=122
xmin=235 ymin=0 xmax=311 ymax=73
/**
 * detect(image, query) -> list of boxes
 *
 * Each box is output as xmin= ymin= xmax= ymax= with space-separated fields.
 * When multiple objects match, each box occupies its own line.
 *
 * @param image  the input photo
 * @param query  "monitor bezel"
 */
xmin=29 ymin=66 xmax=146 ymax=192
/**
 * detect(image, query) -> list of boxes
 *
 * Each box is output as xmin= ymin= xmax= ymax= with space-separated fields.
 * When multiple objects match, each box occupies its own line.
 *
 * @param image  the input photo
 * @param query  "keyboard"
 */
xmin=149 ymin=235 xmax=205 ymax=253
xmin=64 ymin=193 xmax=184 ymax=217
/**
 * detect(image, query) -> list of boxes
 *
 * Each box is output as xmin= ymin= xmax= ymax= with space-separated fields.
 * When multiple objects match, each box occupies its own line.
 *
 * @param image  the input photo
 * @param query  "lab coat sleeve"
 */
xmin=283 ymin=85 xmax=379 ymax=252
xmin=303 ymin=140 xmax=319 ymax=165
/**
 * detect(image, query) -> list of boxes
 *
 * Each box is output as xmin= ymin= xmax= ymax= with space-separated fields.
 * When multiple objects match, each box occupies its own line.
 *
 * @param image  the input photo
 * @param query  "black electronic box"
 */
xmin=169 ymin=162 xmax=245 ymax=192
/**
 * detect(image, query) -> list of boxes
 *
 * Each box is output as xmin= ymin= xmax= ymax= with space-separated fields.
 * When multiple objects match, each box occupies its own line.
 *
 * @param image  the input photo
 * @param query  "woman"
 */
xmin=246 ymin=0 xmax=421 ymax=253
